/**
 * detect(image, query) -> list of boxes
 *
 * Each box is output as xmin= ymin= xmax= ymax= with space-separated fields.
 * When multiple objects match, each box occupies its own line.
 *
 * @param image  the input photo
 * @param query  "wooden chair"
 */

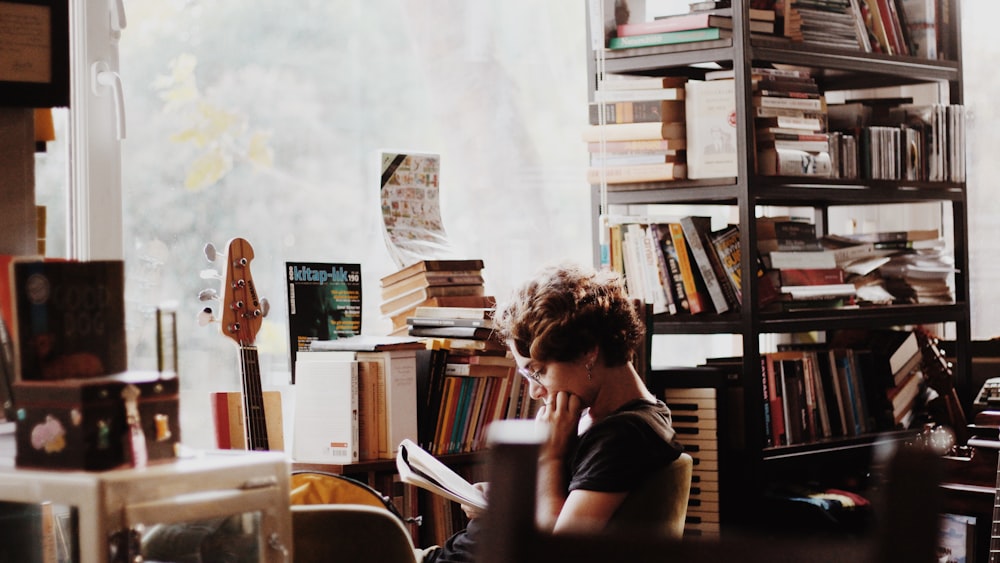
xmin=607 ymin=451 xmax=692 ymax=539
xmin=291 ymin=504 xmax=418 ymax=563
xmin=290 ymin=471 xmax=418 ymax=563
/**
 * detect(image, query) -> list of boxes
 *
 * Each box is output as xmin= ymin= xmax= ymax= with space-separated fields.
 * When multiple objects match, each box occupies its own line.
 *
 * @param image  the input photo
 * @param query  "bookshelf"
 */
xmin=586 ymin=0 xmax=968 ymax=537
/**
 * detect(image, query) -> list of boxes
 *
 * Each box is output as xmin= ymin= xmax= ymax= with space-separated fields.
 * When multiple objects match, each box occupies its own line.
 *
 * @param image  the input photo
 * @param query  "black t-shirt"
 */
xmin=427 ymin=399 xmax=681 ymax=563
xmin=568 ymin=398 xmax=682 ymax=494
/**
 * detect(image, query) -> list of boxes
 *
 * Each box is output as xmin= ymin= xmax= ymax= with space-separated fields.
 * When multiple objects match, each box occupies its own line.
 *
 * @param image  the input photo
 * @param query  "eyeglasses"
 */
xmin=517 ymin=365 xmax=544 ymax=386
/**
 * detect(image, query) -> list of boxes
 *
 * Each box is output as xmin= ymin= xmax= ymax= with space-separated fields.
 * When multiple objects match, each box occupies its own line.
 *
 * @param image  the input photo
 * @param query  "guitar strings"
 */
xmin=241 ymin=345 xmax=269 ymax=451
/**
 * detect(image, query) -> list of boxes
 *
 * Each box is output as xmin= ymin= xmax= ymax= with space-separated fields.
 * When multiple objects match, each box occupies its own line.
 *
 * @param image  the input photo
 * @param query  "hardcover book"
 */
xmin=607 ymin=26 xmax=728 ymax=49
xmin=285 ymin=262 xmax=362 ymax=384
xmin=709 ymin=225 xmax=742 ymax=306
xmin=11 ymin=260 xmax=126 ymax=381
xmin=680 ymin=216 xmax=735 ymax=313
xmin=292 ymin=357 xmax=359 ymax=463
xmin=380 ymin=259 xmax=485 ymax=288
xmin=685 ymin=79 xmax=738 ymax=179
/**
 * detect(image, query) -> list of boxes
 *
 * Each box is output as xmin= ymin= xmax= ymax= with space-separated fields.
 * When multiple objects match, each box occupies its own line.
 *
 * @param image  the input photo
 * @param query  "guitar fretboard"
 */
xmin=240 ymin=345 xmax=269 ymax=451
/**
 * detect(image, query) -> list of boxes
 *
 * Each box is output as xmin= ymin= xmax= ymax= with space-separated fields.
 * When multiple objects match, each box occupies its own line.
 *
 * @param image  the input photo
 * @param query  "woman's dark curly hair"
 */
xmin=492 ymin=264 xmax=644 ymax=367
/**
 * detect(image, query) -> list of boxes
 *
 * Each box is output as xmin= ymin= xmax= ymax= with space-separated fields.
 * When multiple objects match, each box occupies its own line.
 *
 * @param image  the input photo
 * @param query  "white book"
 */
xmin=768 ymin=250 xmax=838 ymax=270
xmin=757 ymin=148 xmax=833 ymax=177
xmin=685 ymin=79 xmax=738 ymax=179
xmin=396 ymin=438 xmax=487 ymax=510
xmin=780 ymin=284 xmax=857 ymax=299
xmin=366 ymin=349 xmax=419 ymax=460
xmin=298 ymin=348 xmax=418 ymax=460
xmin=292 ymin=358 xmax=359 ymax=464
xmin=594 ymin=87 xmax=685 ymax=103
xmin=898 ymin=0 xmax=937 ymax=59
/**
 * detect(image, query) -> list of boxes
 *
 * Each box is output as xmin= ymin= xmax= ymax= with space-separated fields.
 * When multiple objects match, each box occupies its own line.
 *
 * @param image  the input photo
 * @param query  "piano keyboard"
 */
xmin=663 ymin=386 xmax=721 ymax=538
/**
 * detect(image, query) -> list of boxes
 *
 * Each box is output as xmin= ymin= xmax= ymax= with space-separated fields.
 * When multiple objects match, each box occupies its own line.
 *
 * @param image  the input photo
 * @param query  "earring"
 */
xmin=586 ymin=362 xmax=593 ymax=381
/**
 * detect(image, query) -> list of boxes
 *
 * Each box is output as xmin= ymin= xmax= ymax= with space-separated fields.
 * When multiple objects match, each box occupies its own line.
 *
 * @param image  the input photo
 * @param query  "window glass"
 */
xmin=962 ymin=1 xmax=1000 ymax=340
xmin=118 ymin=1 xmax=590 ymax=447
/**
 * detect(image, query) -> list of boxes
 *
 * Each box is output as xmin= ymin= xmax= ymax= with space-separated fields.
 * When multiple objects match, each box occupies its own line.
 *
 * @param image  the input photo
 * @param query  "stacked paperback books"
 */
xmin=748 ymin=67 xmax=833 ymax=177
xmin=585 ymin=75 xmax=688 ymax=184
xmin=601 ymin=1 xmax=778 ymax=50
xmin=379 ymin=259 xmax=495 ymax=335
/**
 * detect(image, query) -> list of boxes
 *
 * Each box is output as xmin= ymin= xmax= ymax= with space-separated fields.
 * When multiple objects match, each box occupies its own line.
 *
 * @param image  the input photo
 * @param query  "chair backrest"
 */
xmin=606 ymin=452 xmax=693 ymax=539
xmin=289 ymin=470 xmax=392 ymax=508
xmin=291 ymin=504 xmax=417 ymax=563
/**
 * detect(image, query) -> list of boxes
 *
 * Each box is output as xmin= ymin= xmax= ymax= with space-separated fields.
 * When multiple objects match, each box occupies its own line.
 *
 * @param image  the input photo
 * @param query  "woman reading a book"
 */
xmin=421 ymin=263 xmax=683 ymax=562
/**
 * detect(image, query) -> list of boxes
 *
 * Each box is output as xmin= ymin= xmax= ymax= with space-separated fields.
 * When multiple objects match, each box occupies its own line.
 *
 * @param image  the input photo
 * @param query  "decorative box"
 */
xmin=13 ymin=371 xmax=180 ymax=470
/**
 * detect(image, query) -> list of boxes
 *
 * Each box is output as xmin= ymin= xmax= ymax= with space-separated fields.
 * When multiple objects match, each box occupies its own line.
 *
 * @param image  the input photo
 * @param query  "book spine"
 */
xmin=588 ymin=100 xmax=684 ymax=125
xmin=760 ymin=355 xmax=773 ymax=447
xmin=656 ymin=224 xmax=691 ymax=314
xmin=586 ymin=163 xmax=686 ymax=184
xmin=616 ymin=13 xmax=711 ymax=36
xmin=710 ymin=227 xmax=743 ymax=306
xmin=668 ymin=223 xmax=707 ymax=314
xmin=607 ymin=26 xmax=723 ymax=49
xmin=680 ymin=217 xmax=730 ymax=314
xmin=648 ymin=224 xmax=679 ymax=315
xmin=593 ymin=87 xmax=685 ymax=103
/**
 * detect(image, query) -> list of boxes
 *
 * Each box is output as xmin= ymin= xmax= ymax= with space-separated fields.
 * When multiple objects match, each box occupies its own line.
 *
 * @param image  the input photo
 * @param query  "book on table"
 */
xmin=396 ymin=438 xmax=487 ymax=510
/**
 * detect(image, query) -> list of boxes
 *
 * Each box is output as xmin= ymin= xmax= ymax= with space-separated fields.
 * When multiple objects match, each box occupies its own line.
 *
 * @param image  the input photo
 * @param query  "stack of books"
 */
xmin=750 ymin=67 xmax=833 ymax=177
xmin=604 ymin=2 xmax=777 ymax=50
xmin=379 ymin=259 xmax=495 ymax=335
xmin=585 ymin=75 xmax=688 ymax=184
xmin=793 ymin=0 xmax=870 ymax=51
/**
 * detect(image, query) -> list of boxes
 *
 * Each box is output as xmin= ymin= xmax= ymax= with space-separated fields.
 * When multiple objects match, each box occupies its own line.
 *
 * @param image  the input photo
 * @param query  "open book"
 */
xmin=396 ymin=439 xmax=487 ymax=510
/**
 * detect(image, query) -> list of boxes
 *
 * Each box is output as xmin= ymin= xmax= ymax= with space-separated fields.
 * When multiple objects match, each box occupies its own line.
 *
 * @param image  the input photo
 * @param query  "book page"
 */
xmin=396 ymin=439 xmax=487 ymax=510
xmin=379 ymin=151 xmax=458 ymax=268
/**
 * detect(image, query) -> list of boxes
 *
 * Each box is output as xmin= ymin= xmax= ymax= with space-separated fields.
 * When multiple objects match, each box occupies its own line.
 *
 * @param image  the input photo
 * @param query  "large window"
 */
xmin=114 ymin=1 xmax=590 ymax=447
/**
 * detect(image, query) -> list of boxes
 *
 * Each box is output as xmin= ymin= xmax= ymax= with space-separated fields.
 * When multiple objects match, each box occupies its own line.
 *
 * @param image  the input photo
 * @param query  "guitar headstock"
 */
xmin=220 ymin=237 xmax=264 ymax=347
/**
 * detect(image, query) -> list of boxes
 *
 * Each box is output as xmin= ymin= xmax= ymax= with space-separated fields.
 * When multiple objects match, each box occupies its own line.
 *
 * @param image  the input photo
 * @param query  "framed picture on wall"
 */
xmin=0 ymin=0 xmax=69 ymax=107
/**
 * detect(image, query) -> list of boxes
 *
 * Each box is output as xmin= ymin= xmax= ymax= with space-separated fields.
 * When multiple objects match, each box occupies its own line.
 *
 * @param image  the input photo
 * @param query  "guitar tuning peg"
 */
xmin=260 ymin=298 xmax=270 ymax=318
xmin=197 ymin=307 xmax=216 ymax=326
xmin=204 ymin=242 xmax=218 ymax=262
xmin=200 ymin=268 xmax=222 ymax=281
xmin=198 ymin=288 xmax=219 ymax=302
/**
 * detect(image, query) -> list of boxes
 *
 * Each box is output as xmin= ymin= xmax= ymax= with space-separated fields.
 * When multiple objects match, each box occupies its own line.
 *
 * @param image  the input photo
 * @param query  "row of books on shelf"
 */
xmin=417 ymin=342 xmax=533 ymax=456
xmin=606 ymin=216 xmax=752 ymax=316
xmin=593 ymin=0 xmax=950 ymax=60
xmin=292 ymin=329 xmax=532 ymax=465
xmin=610 ymin=213 xmax=954 ymax=316
xmin=759 ymin=216 xmax=955 ymax=308
xmin=748 ymin=329 xmax=927 ymax=447
xmin=585 ymin=63 xmax=964 ymax=184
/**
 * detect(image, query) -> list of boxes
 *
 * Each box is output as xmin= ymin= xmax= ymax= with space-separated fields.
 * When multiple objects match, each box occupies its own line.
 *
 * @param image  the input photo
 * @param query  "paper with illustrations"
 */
xmin=379 ymin=151 xmax=457 ymax=268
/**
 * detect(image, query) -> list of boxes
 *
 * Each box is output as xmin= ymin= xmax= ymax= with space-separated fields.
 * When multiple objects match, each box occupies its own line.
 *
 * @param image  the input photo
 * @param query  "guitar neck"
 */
xmin=239 ymin=344 xmax=270 ymax=451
